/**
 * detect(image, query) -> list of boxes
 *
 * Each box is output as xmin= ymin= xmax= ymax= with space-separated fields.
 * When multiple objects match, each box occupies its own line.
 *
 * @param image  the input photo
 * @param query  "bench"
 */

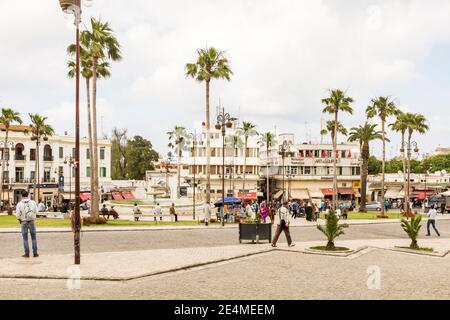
xmin=100 ymin=210 xmax=119 ymax=220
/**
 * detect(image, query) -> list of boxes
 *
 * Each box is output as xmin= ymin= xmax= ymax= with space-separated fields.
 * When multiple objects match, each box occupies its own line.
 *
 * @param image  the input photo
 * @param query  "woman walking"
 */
xmin=260 ymin=201 xmax=268 ymax=223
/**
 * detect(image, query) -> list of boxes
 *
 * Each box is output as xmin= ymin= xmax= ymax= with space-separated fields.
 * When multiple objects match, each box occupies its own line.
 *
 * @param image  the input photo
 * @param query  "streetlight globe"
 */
xmin=215 ymin=123 xmax=221 ymax=130
xmin=59 ymin=0 xmax=78 ymax=12
xmin=226 ymin=121 xmax=233 ymax=129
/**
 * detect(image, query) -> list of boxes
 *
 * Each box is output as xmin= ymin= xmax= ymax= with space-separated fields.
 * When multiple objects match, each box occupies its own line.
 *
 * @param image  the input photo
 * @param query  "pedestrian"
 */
xmin=16 ymin=190 xmax=39 ymax=258
xmin=268 ymin=203 xmax=275 ymax=225
xmin=170 ymin=203 xmax=178 ymax=222
xmin=260 ymin=201 xmax=268 ymax=223
xmin=426 ymin=205 xmax=440 ymax=237
xmin=37 ymin=200 xmax=46 ymax=213
xmin=271 ymin=201 xmax=295 ymax=248
xmin=133 ymin=203 xmax=142 ymax=222
xmin=440 ymin=203 xmax=446 ymax=216
xmin=154 ymin=203 xmax=163 ymax=221
xmin=203 ymin=202 xmax=211 ymax=226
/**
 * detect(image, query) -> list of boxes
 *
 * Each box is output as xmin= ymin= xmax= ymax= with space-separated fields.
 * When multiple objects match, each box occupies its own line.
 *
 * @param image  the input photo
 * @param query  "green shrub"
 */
xmin=401 ymin=215 xmax=422 ymax=250
xmin=82 ymin=217 xmax=107 ymax=226
xmin=317 ymin=210 xmax=349 ymax=250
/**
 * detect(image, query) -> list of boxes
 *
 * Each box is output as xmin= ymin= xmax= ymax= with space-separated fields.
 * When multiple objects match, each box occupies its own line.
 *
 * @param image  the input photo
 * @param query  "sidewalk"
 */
xmin=0 ymin=238 xmax=448 ymax=281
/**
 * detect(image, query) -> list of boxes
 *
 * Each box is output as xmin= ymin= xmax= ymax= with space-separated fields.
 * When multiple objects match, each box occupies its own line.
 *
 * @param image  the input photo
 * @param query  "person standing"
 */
xmin=37 ymin=200 xmax=46 ymax=213
xmin=271 ymin=201 xmax=295 ymax=248
xmin=426 ymin=205 xmax=440 ymax=237
xmin=154 ymin=203 xmax=163 ymax=222
xmin=268 ymin=202 xmax=275 ymax=225
xmin=16 ymin=190 xmax=39 ymax=258
xmin=260 ymin=201 xmax=268 ymax=223
xmin=203 ymin=202 xmax=211 ymax=226
xmin=170 ymin=203 xmax=178 ymax=222
xmin=132 ymin=203 xmax=142 ymax=222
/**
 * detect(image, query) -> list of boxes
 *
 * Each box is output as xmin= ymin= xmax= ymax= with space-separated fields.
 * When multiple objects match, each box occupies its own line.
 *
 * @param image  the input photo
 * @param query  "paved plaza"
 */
xmin=0 ymin=219 xmax=449 ymax=300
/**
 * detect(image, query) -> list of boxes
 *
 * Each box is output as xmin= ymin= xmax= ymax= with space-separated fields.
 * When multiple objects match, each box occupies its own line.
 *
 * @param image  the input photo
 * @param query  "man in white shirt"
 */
xmin=203 ymin=202 xmax=211 ymax=226
xmin=154 ymin=203 xmax=162 ymax=222
xmin=426 ymin=205 xmax=440 ymax=237
xmin=16 ymin=191 xmax=39 ymax=258
xmin=37 ymin=200 xmax=46 ymax=213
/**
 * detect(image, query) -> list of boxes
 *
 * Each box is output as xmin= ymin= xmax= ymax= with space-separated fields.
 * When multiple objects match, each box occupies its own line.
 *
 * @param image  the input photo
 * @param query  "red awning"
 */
xmin=338 ymin=188 xmax=355 ymax=195
xmin=80 ymin=192 xmax=91 ymax=202
xmin=238 ymin=192 xmax=257 ymax=200
xmin=321 ymin=188 xmax=335 ymax=197
xmin=414 ymin=192 xmax=435 ymax=200
xmin=121 ymin=192 xmax=135 ymax=199
xmin=112 ymin=192 xmax=124 ymax=200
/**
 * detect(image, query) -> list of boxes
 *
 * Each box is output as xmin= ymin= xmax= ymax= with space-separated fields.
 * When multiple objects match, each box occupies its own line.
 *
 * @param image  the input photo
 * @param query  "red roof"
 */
xmin=338 ymin=188 xmax=355 ymax=195
xmin=321 ymin=188 xmax=335 ymax=197
xmin=80 ymin=192 xmax=91 ymax=202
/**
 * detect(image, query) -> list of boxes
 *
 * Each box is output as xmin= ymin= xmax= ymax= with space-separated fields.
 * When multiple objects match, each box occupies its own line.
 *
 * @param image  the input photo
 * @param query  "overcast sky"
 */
xmin=1 ymin=0 xmax=450 ymax=159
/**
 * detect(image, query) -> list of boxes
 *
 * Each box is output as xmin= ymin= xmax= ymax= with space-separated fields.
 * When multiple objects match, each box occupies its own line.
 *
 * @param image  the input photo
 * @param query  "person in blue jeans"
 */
xmin=15 ymin=190 xmax=39 ymax=258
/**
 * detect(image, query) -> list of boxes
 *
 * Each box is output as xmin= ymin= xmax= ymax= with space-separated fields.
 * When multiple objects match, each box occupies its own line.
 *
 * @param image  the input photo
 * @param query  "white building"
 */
xmin=0 ymin=124 xmax=111 ymax=206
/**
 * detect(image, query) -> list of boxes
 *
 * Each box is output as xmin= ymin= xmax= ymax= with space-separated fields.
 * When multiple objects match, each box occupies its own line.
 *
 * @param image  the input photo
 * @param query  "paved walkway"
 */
xmin=1 ymin=238 xmax=448 ymax=281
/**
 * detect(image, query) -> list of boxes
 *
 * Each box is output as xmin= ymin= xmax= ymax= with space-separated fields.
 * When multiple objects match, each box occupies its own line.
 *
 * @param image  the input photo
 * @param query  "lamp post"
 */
xmin=59 ymin=0 xmax=83 ymax=265
xmin=215 ymin=108 xmax=236 ymax=227
xmin=0 ymin=141 xmax=14 ymax=212
xmin=401 ymin=141 xmax=419 ymax=213
xmin=287 ymin=170 xmax=293 ymax=200
xmin=64 ymin=155 xmax=74 ymax=207
xmin=188 ymin=131 xmax=202 ymax=220
xmin=278 ymin=141 xmax=290 ymax=202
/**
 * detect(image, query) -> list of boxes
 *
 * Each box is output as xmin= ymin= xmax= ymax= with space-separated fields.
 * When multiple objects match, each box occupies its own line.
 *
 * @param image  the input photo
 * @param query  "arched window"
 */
xmin=14 ymin=143 xmax=25 ymax=161
xmin=44 ymin=145 xmax=53 ymax=161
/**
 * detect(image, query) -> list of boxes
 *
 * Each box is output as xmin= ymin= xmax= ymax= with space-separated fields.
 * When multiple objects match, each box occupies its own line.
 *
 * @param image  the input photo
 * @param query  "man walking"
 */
xmin=426 ymin=205 xmax=440 ymax=237
xmin=170 ymin=203 xmax=178 ymax=222
xmin=271 ymin=201 xmax=295 ymax=248
xmin=154 ymin=203 xmax=162 ymax=222
xmin=203 ymin=202 xmax=211 ymax=226
xmin=16 ymin=190 xmax=38 ymax=258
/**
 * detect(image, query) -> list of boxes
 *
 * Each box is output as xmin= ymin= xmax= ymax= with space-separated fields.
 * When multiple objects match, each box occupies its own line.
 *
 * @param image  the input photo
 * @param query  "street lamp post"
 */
xmin=59 ymin=0 xmax=83 ymax=265
xmin=0 ymin=141 xmax=14 ymax=212
xmin=401 ymin=140 xmax=419 ymax=213
xmin=188 ymin=131 xmax=202 ymax=221
xmin=64 ymin=155 xmax=74 ymax=207
xmin=278 ymin=141 xmax=290 ymax=202
xmin=215 ymin=108 xmax=236 ymax=227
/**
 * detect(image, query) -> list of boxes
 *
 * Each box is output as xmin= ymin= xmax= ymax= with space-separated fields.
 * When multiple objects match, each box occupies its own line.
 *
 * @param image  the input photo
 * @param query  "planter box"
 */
xmin=239 ymin=223 xmax=272 ymax=244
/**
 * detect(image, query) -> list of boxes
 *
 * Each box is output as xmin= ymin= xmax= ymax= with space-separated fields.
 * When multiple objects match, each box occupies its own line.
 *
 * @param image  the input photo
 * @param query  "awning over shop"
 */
xmin=80 ymin=192 xmax=91 ymax=202
xmin=290 ymin=189 xmax=310 ymax=200
xmin=112 ymin=192 xmax=124 ymax=200
xmin=385 ymin=189 xmax=403 ymax=199
xmin=338 ymin=188 xmax=355 ymax=195
xmin=309 ymin=190 xmax=324 ymax=198
xmin=121 ymin=191 xmax=135 ymax=199
xmin=321 ymin=188 xmax=334 ymax=197
xmin=274 ymin=190 xmax=283 ymax=199
xmin=412 ymin=191 xmax=435 ymax=200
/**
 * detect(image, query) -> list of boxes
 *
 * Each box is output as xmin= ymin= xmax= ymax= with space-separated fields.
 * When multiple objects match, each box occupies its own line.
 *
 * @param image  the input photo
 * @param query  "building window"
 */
xmin=15 ymin=167 xmax=24 ymax=183
xmin=58 ymin=166 xmax=64 ymax=177
xmin=87 ymin=148 xmax=90 ymax=160
xmin=59 ymin=147 xmax=64 ymax=159
xmin=314 ymin=150 xmax=320 ymax=158
xmin=30 ymin=149 xmax=36 ymax=161
xmin=86 ymin=167 xmax=91 ymax=177
xmin=72 ymin=148 xmax=76 ymax=157
xmin=30 ymin=171 xmax=35 ymax=181
xmin=100 ymin=147 xmax=105 ymax=160
xmin=100 ymin=167 xmax=107 ymax=177
xmin=304 ymin=167 xmax=311 ymax=175
xmin=44 ymin=168 xmax=51 ymax=182
xmin=72 ymin=167 xmax=76 ymax=177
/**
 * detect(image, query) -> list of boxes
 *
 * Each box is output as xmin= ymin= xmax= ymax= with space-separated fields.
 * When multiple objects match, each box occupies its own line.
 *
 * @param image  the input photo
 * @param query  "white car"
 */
xmin=366 ymin=202 xmax=382 ymax=211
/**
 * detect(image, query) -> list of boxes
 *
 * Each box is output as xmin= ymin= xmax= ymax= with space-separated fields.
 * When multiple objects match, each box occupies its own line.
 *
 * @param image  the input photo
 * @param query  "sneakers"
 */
xmin=289 ymin=243 xmax=296 ymax=247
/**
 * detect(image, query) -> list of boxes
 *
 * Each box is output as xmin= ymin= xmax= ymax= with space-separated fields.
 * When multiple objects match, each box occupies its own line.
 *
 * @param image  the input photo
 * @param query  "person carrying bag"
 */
xmin=271 ymin=201 xmax=295 ymax=248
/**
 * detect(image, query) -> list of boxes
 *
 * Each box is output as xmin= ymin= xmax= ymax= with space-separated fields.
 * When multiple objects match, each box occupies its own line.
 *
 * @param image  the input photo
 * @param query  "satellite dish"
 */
xmin=397 ymin=171 xmax=403 ymax=175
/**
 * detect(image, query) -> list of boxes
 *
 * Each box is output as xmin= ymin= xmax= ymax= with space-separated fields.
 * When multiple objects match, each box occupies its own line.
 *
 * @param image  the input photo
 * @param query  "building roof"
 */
xmin=0 ymin=124 xmax=32 ymax=132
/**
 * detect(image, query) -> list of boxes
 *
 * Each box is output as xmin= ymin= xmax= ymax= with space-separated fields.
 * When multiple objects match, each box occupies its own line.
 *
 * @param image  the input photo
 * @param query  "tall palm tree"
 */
xmin=321 ymin=89 xmax=354 ymax=209
xmin=405 ymin=113 xmax=429 ymax=211
xmin=237 ymin=122 xmax=258 ymax=202
xmin=366 ymin=96 xmax=399 ymax=217
xmin=348 ymin=122 xmax=384 ymax=212
xmin=185 ymin=47 xmax=233 ymax=203
xmin=0 ymin=108 xmax=23 ymax=211
xmin=28 ymin=114 xmax=54 ymax=202
xmin=324 ymin=120 xmax=348 ymax=143
xmin=167 ymin=126 xmax=188 ymax=199
xmin=81 ymin=18 xmax=122 ymax=218
xmin=259 ymin=132 xmax=277 ymax=203
xmin=68 ymin=46 xmax=111 ymax=217
xmin=225 ymin=134 xmax=244 ymax=196
xmin=389 ymin=111 xmax=409 ymax=211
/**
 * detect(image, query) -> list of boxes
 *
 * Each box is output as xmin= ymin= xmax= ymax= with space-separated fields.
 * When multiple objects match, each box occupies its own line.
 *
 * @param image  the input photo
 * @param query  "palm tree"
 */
xmin=389 ymin=112 xmax=409 ymax=211
xmin=401 ymin=215 xmax=422 ymax=250
xmin=317 ymin=209 xmax=349 ymax=250
xmin=366 ymin=96 xmax=399 ymax=217
xmin=81 ymin=18 xmax=122 ymax=218
xmin=68 ymin=45 xmax=111 ymax=217
xmin=237 ymin=122 xmax=258 ymax=202
xmin=321 ymin=89 xmax=354 ymax=209
xmin=323 ymin=120 xmax=348 ymax=143
xmin=185 ymin=47 xmax=233 ymax=203
xmin=167 ymin=126 xmax=188 ymax=199
xmin=225 ymin=134 xmax=244 ymax=196
xmin=28 ymin=114 xmax=54 ymax=202
xmin=0 ymin=108 xmax=23 ymax=211
xmin=348 ymin=122 xmax=384 ymax=212
xmin=259 ymin=132 xmax=277 ymax=203
xmin=404 ymin=113 xmax=429 ymax=211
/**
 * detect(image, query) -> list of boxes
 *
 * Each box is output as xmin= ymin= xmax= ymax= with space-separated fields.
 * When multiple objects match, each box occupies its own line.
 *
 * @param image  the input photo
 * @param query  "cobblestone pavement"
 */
xmin=1 ymin=249 xmax=449 ymax=300
xmin=1 ymin=221 xmax=449 ymax=259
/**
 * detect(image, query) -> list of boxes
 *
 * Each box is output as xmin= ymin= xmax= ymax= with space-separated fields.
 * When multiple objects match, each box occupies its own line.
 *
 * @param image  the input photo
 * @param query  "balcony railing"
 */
xmin=43 ymin=156 xmax=54 ymax=162
xmin=14 ymin=155 xmax=26 ymax=161
xmin=2 ymin=178 xmax=57 ymax=184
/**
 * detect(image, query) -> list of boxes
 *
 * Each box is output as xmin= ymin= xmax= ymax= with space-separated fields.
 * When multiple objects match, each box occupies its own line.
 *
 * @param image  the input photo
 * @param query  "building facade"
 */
xmin=0 ymin=125 xmax=111 ymax=207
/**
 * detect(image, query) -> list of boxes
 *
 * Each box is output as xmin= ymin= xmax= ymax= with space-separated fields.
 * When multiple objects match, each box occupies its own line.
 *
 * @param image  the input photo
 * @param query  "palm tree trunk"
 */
xmin=381 ymin=119 xmax=386 ymax=217
xmin=242 ymin=136 xmax=248 ymax=203
xmin=205 ymin=80 xmax=211 ymax=204
xmin=333 ymin=112 xmax=338 ymax=210
xmin=266 ymin=144 xmax=270 ymax=204
xmin=401 ymin=131 xmax=407 ymax=212
xmin=232 ymin=147 xmax=236 ymax=196
xmin=34 ymin=140 xmax=39 ymax=202
xmin=1 ymin=129 xmax=9 ymax=210
xmin=360 ymin=142 xmax=369 ymax=212
xmin=177 ymin=146 xmax=181 ymax=199
xmin=406 ymin=132 xmax=412 ymax=212
xmin=91 ymin=57 xmax=100 ymax=219
xmin=86 ymin=77 xmax=95 ymax=216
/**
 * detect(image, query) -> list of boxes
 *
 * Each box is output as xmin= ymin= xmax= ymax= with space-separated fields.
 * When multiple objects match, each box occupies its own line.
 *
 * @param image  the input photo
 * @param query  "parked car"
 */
xmin=366 ymin=201 xmax=382 ymax=211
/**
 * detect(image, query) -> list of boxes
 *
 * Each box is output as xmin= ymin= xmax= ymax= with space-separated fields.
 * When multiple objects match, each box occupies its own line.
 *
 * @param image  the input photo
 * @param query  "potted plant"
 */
xmin=239 ymin=214 xmax=272 ymax=244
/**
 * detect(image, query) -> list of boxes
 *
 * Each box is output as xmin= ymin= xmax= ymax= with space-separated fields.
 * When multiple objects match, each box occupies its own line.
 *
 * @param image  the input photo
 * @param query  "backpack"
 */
xmin=21 ymin=201 xmax=34 ymax=221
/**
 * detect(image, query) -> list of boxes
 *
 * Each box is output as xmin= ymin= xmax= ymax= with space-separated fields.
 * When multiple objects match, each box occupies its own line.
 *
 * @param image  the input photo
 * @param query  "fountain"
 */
xmin=146 ymin=184 xmax=166 ymax=204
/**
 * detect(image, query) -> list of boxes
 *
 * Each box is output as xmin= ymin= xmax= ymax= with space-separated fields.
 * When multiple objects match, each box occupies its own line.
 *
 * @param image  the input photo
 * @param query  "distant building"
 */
xmin=435 ymin=147 xmax=450 ymax=155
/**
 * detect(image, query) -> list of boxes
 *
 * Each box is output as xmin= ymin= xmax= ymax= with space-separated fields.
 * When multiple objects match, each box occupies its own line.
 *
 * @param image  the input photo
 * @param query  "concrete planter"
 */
xmin=239 ymin=223 xmax=272 ymax=244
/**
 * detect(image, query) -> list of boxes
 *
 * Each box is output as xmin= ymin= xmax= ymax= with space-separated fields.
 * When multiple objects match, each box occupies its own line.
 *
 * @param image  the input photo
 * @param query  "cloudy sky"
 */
xmin=1 ymin=0 xmax=450 ymax=158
